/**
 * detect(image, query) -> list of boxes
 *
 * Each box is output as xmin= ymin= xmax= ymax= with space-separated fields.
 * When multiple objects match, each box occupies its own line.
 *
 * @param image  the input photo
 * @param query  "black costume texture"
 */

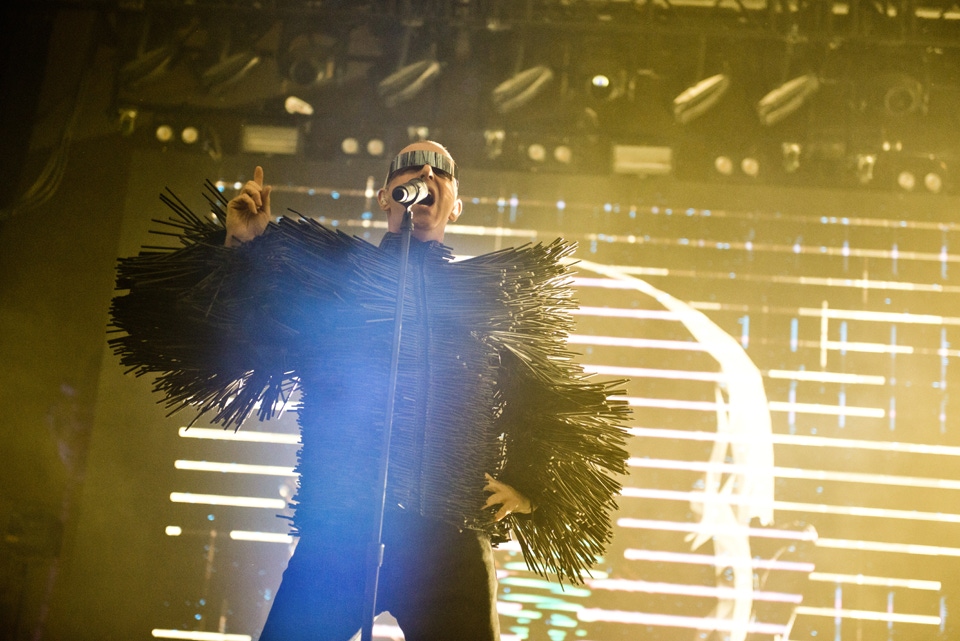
xmin=110 ymin=185 xmax=630 ymax=584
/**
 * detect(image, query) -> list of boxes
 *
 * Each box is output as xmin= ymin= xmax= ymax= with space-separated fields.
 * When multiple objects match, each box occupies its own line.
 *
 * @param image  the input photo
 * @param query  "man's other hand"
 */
xmin=483 ymin=473 xmax=534 ymax=522
xmin=225 ymin=165 xmax=272 ymax=247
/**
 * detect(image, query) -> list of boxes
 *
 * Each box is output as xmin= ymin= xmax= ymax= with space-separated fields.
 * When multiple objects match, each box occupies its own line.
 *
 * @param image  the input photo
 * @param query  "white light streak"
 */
xmin=623 ymin=548 xmax=814 ymax=572
xmin=628 ymin=457 xmax=960 ymax=490
xmin=567 ymin=334 xmax=705 ymax=351
xmin=767 ymin=370 xmax=886 ymax=385
xmin=164 ymin=526 xmax=182 ymax=536
xmin=816 ymin=538 xmax=960 ymax=557
xmin=617 ymin=398 xmax=884 ymax=418
xmin=229 ymin=530 xmax=294 ymax=544
xmin=178 ymin=427 xmax=300 ymax=445
xmin=576 ymin=609 xmax=788 ymax=634
xmin=820 ymin=341 xmax=914 ymax=355
xmin=152 ymin=631 xmax=251 ymax=641
xmin=583 ymin=365 xmax=724 ymax=382
xmin=571 ymin=306 xmax=680 ymax=320
xmin=794 ymin=607 xmax=940 ymax=625
xmin=587 ymin=578 xmax=802 ymax=603
xmin=169 ymin=493 xmax=286 ymax=509
xmin=808 ymin=573 xmax=941 ymax=591
xmin=616 ymin=518 xmax=816 ymax=541
xmin=175 ymin=460 xmax=297 ymax=477
xmin=620 ymin=487 xmax=960 ymax=524
xmin=798 ymin=307 xmax=958 ymax=326
xmin=768 ymin=401 xmax=885 ymax=418
xmin=628 ymin=427 xmax=960 ymax=457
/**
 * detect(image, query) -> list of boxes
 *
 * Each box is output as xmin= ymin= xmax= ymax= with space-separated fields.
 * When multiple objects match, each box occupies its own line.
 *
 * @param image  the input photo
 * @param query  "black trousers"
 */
xmin=258 ymin=510 xmax=500 ymax=641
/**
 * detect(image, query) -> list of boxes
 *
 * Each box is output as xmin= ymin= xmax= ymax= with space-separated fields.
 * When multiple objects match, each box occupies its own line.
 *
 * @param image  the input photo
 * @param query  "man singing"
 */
xmin=111 ymin=140 xmax=629 ymax=640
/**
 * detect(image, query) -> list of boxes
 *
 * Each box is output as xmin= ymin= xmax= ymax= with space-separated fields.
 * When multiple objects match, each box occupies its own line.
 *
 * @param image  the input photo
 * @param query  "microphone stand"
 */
xmin=361 ymin=206 xmax=413 ymax=641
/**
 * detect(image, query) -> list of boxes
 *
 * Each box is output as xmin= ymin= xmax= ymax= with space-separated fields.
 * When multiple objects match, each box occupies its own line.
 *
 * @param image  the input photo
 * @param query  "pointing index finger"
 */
xmin=254 ymin=165 xmax=264 ymax=187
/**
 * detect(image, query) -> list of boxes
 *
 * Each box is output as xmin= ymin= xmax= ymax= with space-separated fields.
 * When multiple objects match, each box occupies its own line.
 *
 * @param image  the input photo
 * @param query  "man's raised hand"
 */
xmin=225 ymin=165 xmax=272 ymax=247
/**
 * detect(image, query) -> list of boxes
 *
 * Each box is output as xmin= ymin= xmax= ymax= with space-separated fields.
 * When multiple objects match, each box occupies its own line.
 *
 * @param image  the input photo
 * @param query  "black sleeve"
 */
xmin=109 ymin=184 xmax=360 ymax=428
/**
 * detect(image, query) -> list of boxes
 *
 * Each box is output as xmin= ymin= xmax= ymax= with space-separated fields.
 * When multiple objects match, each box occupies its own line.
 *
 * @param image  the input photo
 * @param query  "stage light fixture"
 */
xmin=741 ymin=157 xmax=760 ymax=177
xmin=925 ymin=172 xmax=943 ymax=193
xmin=283 ymin=33 xmax=336 ymax=87
xmin=897 ymin=170 xmax=916 ymax=191
xmin=782 ymin=143 xmax=801 ymax=173
xmin=756 ymin=74 xmax=820 ymax=126
xmin=590 ymin=74 xmax=612 ymax=100
xmin=284 ymin=95 xmax=314 ymax=116
xmin=492 ymin=66 xmax=554 ymax=114
xmin=484 ymin=129 xmax=505 ymax=160
xmin=715 ymin=156 xmax=734 ymax=176
xmin=856 ymin=154 xmax=876 ymax=184
xmin=241 ymin=125 xmax=299 ymax=155
xmin=526 ymin=144 xmax=546 ymax=162
xmin=673 ymin=74 xmax=730 ymax=124
xmin=554 ymin=145 xmax=572 ymax=164
xmin=201 ymin=50 xmax=261 ymax=94
xmin=378 ymin=59 xmax=442 ymax=108
xmin=181 ymin=126 xmax=199 ymax=145
xmin=155 ymin=124 xmax=174 ymax=143
xmin=367 ymin=138 xmax=385 ymax=157
xmin=341 ymin=137 xmax=360 ymax=155
xmin=408 ymin=125 xmax=430 ymax=142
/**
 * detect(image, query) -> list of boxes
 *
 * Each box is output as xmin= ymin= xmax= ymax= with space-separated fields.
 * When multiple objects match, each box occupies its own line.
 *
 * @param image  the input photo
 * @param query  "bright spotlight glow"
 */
xmin=527 ymin=143 xmax=546 ymax=162
xmin=180 ymin=126 xmax=199 ymax=144
xmin=155 ymin=125 xmax=173 ymax=143
xmin=714 ymin=156 xmax=733 ymax=175
xmin=741 ymin=157 xmax=760 ymax=177
xmin=554 ymin=145 xmax=572 ymax=164
xmin=591 ymin=74 xmax=610 ymax=88
xmin=164 ymin=525 xmax=182 ymax=536
xmin=284 ymin=95 xmax=314 ymax=115
xmin=341 ymin=137 xmax=359 ymax=155
xmin=924 ymin=172 xmax=943 ymax=193
xmin=367 ymin=138 xmax=384 ymax=156
xmin=898 ymin=170 xmax=916 ymax=190
xmin=229 ymin=530 xmax=294 ymax=544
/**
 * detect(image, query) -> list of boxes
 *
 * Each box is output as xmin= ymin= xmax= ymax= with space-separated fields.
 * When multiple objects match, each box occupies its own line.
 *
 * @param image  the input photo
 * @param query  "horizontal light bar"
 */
xmin=584 ymin=365 xmax=724 ymax=382
xmin=165 ymin=525 xmax=182 ymax=536
xmin=819 ymin=340 xmax=914 ymax=355
xmin=628 ymin=458 xmax=960 ymax=490
xmin=768 ymin=401 xmax=885 ymax=418
xmin=798 ymin=307 xmax=960 ymax=326
xmin=152 ymin=631 xmax=251 ymax=641
xmin=616 ymin=518 xmax=816 ymax=542
xmin=766 ymin=370 xmax=886 ymax=385
xmin=178 ymin=427 xmax=300 ymax=445
xmin=623 ymin=548 xmax=814 ymax=572
xmin=618 ymin=398 xmax=884 ymax=418
xmin=628 ymin=426 xmax=960 ymax=457
xmin=229 ymin=530 xmax=294 ymax=544
xmin=620 ymin=487 xmax=960 ymax=524
xmin=575 ymin=273 xmax=960 ymax=294
xmin=808 ymin=573 xmax=941 ymax=591
xmin=817 ymin=538 xmax=960 ymax=557
xmin=577 ymin=609 xmax=788 ymax=634
xmin=175 ymin=460 xmax=297 ymax=477
xmin=567 ymin=334 xmax=704 ymax=351
xmin=169 ymin=493 xmax=286 ymax=509
xmin=570 ymin=306 xmax=679 ymax=320
xmin=587 ymin=578 xmax=802 ymax=603
xmin=794 ymin=607 xmax=940 ymax=625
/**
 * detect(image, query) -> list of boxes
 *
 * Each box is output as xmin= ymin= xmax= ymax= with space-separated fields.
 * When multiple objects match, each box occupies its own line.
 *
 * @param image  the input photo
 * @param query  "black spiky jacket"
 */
xmin=110 ymin=185 xmax=630 ymax=584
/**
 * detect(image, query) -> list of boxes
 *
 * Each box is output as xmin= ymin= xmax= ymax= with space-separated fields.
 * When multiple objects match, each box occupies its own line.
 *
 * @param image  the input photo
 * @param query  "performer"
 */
xmin=110 ymin=141 xmax=630 ymax=640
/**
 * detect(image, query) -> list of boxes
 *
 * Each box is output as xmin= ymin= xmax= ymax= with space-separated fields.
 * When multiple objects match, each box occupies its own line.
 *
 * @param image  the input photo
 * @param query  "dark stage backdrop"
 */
xmin=50 ymin=147 xmax=960 ymax=641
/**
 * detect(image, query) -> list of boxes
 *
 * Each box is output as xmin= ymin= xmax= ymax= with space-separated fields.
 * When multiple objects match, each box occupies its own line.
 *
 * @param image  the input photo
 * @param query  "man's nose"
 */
xmin=417 ymin=164 xmax=434 ymax=179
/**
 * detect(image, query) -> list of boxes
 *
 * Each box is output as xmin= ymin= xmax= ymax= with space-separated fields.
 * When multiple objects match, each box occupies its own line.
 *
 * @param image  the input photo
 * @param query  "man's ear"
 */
xmin=376 ymin=188 xmax=390 ymax=211
xmin=448 ymin=198 xmax=463 ymax=222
